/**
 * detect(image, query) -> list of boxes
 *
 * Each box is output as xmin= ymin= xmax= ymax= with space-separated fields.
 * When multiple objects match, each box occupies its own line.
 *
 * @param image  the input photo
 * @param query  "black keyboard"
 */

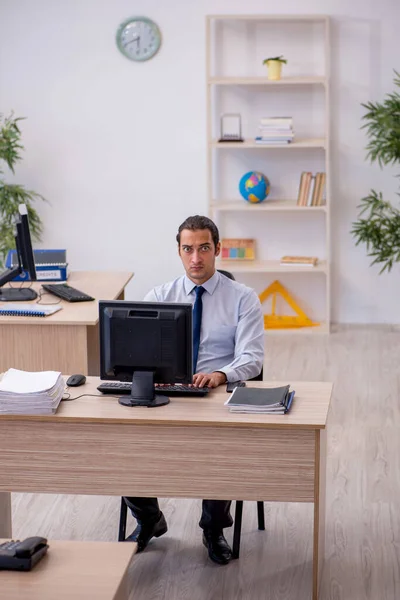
xmin=41 ymin=283 xmax=95 ymax=302
xmin=97 ymin=382 xmax=209 ymax=397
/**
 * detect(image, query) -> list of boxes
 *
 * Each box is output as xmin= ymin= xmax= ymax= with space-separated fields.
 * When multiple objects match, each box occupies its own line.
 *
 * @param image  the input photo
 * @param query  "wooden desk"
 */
xmin=0 ymin=378 xmax=332 ymax=600
xmin=0 ymin=540 xmax=136 ymax=600
xmin=0 ymin=271 xmax=133 ymax=375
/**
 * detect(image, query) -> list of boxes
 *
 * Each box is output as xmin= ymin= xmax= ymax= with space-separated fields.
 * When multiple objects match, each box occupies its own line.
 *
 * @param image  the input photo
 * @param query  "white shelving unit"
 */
xmin=206 ymin=14 xmax=331 ymax=334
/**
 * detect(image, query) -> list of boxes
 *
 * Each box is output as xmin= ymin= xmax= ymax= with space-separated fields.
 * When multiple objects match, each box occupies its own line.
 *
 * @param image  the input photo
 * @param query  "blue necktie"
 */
xmin=192 ymin=286 xmax=205 ymax=374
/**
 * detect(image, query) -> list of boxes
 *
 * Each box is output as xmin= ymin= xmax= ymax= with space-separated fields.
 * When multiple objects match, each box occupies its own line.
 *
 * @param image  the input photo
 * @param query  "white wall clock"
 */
xmin=116 ymin=16 xmax=161 ymax=62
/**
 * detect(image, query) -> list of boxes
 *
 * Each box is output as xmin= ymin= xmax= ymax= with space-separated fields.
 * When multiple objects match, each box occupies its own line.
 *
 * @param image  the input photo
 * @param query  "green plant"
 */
xmin=0 ymin=113 xmax=45 ymax=266
xmin=351 ymin=71 xmax=400 ymax=273
xmin=262 ymin=55 xmax=287 ymax=65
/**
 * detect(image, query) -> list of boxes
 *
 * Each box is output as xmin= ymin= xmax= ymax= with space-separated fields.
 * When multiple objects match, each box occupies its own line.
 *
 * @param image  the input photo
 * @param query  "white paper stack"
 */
xmin=0 ymin=368 xmax=64 ymax=415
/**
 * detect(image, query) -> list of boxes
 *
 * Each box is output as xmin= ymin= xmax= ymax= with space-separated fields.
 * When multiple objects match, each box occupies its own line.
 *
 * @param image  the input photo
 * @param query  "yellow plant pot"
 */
xmin=266 ymin=60 xmax=282 ymax=80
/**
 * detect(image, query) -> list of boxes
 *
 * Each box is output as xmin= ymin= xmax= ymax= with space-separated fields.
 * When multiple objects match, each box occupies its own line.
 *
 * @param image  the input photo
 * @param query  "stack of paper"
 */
xmin=0 ymin=368 xmax=64 ymax=415
xmin=225 ymin=385 xmax=295 ymax=414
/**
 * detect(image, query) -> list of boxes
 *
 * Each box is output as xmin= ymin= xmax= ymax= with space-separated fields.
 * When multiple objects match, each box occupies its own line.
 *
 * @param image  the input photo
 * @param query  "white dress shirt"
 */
xmin=144 ymin=270 xmax=264 ymax=382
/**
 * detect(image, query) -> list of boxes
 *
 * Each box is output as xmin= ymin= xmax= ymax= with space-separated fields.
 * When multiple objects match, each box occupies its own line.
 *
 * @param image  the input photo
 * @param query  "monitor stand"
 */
xmin=0 ymin=287 xmax=38 ymax=301
xmin=118 ymin=371 xmax=170 ymax=408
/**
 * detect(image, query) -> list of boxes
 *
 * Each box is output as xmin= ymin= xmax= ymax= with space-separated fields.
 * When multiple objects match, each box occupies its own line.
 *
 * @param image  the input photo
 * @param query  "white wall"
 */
xmin=0 ymin=0 xmax=399 ymax=323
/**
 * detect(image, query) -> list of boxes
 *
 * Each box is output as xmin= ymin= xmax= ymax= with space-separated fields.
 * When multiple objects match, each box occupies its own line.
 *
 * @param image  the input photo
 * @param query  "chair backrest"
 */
xmin=217 ymin=269 xmax=235 ymax=281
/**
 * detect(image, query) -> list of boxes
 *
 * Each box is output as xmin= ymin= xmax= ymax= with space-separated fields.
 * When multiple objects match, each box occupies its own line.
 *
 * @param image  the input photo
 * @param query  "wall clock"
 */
xmin=116 ymin=17 xmax=161 ymax=62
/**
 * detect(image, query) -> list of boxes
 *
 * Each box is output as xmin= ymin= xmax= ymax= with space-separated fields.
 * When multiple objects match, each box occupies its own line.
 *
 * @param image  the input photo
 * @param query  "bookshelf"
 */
xmin=206 ymin=14 xmax=331 ymax=334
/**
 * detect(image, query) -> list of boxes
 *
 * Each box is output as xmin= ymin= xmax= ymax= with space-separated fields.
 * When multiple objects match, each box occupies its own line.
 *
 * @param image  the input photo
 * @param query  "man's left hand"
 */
xmin=193 ymin=371 xmax=227 ymax=388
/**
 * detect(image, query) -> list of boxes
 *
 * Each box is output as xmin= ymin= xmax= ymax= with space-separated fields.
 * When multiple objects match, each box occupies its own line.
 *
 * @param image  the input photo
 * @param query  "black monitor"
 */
xmin=0 ymin=204 xmax=38 ymax=301
xmin=99 ymin=300 xmax=193 ymax=408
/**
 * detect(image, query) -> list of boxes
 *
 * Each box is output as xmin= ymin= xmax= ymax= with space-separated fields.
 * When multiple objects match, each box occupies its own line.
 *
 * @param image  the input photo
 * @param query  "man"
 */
xmin=124 ymin=215 xmax=264 ymax=564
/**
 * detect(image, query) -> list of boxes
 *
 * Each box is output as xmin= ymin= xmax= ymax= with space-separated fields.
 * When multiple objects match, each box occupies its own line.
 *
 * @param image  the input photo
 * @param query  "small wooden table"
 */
xmin=0 ymin=271 xmax=133 ymax=375
xmin=0 ymin=377 xmax=332 ymax=599
xmin=0 ymin=540 xmax=136 ymax=600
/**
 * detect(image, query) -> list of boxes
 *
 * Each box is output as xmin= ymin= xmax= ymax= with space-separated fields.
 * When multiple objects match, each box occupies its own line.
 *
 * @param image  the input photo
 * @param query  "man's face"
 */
xmin=178 ymin=228 xmax=220 ymax=284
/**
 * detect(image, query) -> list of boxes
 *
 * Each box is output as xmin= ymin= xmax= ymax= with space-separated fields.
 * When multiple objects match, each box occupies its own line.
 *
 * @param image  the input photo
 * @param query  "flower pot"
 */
xmin=266 ymin=60 xmax=283 ymax=80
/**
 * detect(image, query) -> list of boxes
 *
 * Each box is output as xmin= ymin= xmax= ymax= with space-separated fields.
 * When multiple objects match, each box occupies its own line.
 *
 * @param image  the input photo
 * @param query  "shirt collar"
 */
xmin=184 ymin=270 xmax=220 ymax=296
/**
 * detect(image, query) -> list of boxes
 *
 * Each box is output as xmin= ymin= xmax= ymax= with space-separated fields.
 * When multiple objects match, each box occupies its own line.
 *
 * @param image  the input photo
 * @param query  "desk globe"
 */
xmin=239 ymin=171 xmax=270 ymax=203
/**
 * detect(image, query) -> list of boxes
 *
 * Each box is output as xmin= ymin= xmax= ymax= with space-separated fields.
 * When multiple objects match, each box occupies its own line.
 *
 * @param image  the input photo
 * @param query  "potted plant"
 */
xmin=0 ymin=113 xmax=44 ymax=266
xmin=351 ymin=71 xmax=400 ymax=273
xmin=262 ymin=55 xmax=287 ymax=80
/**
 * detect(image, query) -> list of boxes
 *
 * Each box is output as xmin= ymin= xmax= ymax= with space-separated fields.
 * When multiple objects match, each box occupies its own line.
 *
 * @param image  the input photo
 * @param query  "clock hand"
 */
xmin=124 ymin=36 xmax=140 ymax=49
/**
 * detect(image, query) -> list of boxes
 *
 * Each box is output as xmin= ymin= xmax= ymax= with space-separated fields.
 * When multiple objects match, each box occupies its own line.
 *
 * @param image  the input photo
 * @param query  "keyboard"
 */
xmin=41 ymin=283 xmax=95 ymax=302
xmin=97 ymin=382 xmax=209 ymax=397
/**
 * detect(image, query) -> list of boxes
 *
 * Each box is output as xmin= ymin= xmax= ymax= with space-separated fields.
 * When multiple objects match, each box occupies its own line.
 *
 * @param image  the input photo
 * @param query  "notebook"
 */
xmin=0 ymin=303 xmax=62 ymax=317
xmin=225 ymin=385 xmax=295 ymax=414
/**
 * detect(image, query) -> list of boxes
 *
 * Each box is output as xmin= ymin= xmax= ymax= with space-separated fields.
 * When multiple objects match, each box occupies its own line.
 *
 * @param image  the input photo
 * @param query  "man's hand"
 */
xmin=193 ymin=371 xmax=227 ymax=388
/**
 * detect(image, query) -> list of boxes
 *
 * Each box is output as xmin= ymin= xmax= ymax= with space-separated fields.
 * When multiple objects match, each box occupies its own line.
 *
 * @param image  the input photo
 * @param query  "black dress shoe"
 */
xmin=124 ymin=512 xmax=167 ymax=552
xmin=202 ymin=530 xmax=232 ymax=565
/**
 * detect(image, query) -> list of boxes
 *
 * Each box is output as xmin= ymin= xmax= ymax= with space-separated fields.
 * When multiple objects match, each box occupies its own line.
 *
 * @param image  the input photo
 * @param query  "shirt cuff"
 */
xmin=219 ymin=368 xmax=238 ymax=383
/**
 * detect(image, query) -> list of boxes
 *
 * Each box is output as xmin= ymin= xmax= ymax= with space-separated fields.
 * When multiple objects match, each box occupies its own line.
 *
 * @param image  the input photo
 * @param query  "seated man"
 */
xmin=124 ymin=215 xmax=264 ymax=565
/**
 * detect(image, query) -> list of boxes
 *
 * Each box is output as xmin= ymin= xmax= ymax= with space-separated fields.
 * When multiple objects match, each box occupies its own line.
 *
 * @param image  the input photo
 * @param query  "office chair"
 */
xmin=218 ymin=268 xmax=265 ymax=558
xmin=117 ymin=269 xmax=266 ymax=557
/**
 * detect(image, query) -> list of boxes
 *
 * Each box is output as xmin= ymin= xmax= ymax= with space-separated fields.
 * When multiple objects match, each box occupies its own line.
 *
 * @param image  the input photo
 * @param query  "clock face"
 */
xmin=116 ymin=17 xmax=161 ymax=62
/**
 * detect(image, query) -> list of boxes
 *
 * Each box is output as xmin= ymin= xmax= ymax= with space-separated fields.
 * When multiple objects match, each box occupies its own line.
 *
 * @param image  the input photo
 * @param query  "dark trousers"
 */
xmin=124 ymin=496 xmax=233 ymax=531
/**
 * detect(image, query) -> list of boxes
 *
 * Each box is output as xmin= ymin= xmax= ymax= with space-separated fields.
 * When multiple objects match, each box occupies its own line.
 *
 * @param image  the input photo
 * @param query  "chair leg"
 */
xmin=257 ymin=501 xmax=265 ymax=531
xmin=118 ymin=497 xmax=128 ymax=541
xmin=232 ymin=500 xmax=243 ymax=559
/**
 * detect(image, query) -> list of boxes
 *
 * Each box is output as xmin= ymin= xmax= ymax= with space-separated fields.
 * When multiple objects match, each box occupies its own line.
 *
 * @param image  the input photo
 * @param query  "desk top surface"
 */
xmin=0 ymin=377 xmax=333 ymax=430
xmin=0 ymin=271 xmax=133 ymax=326
xmin=0 ymin=540 xmax=136 ymax=600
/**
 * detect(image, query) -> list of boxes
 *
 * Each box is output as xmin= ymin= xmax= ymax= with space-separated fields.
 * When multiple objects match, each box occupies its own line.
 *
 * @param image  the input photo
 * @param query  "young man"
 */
xmin=124 ymin=215 xmax=264 ymax=564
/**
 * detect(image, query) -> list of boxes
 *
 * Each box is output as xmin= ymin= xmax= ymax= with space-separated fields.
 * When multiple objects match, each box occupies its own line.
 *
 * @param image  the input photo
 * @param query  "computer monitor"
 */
xmin=99 ymin=300 xmax=193 ymax=408
xmin=0 ymin=204 xmax=38 ymax=301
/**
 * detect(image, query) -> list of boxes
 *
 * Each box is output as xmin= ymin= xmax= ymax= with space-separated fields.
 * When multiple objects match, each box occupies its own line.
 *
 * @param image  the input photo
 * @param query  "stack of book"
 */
xmin=255 ymin=117 xmax=294 ymax=145
xmin=0 ymin=368 xmax=64 ymax=415
xmin=297 ymin=172 xmax=326 ymax=206
xmin=280 ymin=255 xmax=318 ymax=267
xmin=224 ymin=385 xmax=295 ymax=414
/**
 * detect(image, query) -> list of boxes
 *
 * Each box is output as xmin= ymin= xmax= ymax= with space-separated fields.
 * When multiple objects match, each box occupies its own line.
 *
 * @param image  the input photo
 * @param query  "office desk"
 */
xmin=0 ymin=271 xmax=133 ymax=375
xmin=0 ymin=540 xmax=136 ymax=600
xmin=0 ymin=378 xmax=332 ymax=600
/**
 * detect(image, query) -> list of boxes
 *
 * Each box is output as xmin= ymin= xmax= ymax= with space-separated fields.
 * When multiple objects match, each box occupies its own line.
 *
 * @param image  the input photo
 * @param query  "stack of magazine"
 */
xmin=0 ymin=368 xmax=64 ymax=415
xmin=224 ymin=384 xmax=295 ymax=414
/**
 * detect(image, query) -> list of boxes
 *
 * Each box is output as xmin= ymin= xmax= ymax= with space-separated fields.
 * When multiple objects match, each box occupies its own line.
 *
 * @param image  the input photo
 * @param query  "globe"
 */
xmin=239 ymin=171 xmax=270 ymax=203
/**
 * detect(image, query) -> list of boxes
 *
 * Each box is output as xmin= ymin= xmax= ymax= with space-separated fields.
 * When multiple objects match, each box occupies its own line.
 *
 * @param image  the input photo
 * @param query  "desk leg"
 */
xmin=0 ymin=492 xmax=12 ymax=537
xmin=312 ymin=428 xmax=327 ymax=600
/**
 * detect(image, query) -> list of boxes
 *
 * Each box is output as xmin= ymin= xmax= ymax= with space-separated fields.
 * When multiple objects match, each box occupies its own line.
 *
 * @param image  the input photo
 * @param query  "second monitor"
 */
xmin=99 ymin=300 xmax=193 ymax=407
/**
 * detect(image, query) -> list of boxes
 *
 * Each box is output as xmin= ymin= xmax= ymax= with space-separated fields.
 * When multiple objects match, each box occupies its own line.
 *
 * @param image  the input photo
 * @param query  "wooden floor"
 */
xmin=11 ymin=325 xmax=400 ymax=600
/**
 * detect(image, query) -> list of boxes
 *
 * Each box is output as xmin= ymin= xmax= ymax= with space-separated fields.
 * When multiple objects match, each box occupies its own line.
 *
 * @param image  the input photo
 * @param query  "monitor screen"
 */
xmin=0 ymin=204 xmax=38 ymax=301
xmin=99 ymin=300 xmax=193 ymax=407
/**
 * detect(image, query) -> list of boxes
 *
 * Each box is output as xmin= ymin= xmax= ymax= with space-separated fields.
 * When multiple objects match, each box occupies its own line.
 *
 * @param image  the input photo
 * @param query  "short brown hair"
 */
xmin=176 ymin=215 xmax=219 ymax=249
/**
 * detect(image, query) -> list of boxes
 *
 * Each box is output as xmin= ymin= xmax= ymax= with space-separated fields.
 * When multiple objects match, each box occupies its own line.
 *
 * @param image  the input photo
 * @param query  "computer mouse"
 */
xmin=66 ymin=374 xmax=86 ymax=387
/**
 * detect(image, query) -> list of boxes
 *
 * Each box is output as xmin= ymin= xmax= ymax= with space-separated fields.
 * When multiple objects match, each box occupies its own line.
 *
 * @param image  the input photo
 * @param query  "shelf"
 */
xmin=207 ymin=14 xmax=331 ymax=331
xmin=264 ymin=322 xmax=329 ymax=335
xmin=211 ymin=200 xmax=327 ymax=212
xmin=216 ymin=260 xmax=328 ymax=274
xmin=209 ymin=76 xmax=327 ymax=86
xmin=209 ymin=15 xmax=329 ymax=22
xmin=211 ymin=138 xmax=326 ymax=149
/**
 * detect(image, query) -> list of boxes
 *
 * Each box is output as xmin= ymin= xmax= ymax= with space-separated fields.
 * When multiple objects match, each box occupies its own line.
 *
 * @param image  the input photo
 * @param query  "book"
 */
xmin=297 ymin=172 xmax=306 ymax=206
xmin=0 ymin=303 xmax=63 ymax=317
xmin=311 ymin=173 xmax=321 ymax=206
xmin=317 ymin=172 xmax=326 ymax=205
xmin=281 ymin=255 xmax=318 ymax=266
xmin=302 ymin=172 xmax=313 ymax=206
xmin=224 ymin=385 xmax=295 ymax=414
